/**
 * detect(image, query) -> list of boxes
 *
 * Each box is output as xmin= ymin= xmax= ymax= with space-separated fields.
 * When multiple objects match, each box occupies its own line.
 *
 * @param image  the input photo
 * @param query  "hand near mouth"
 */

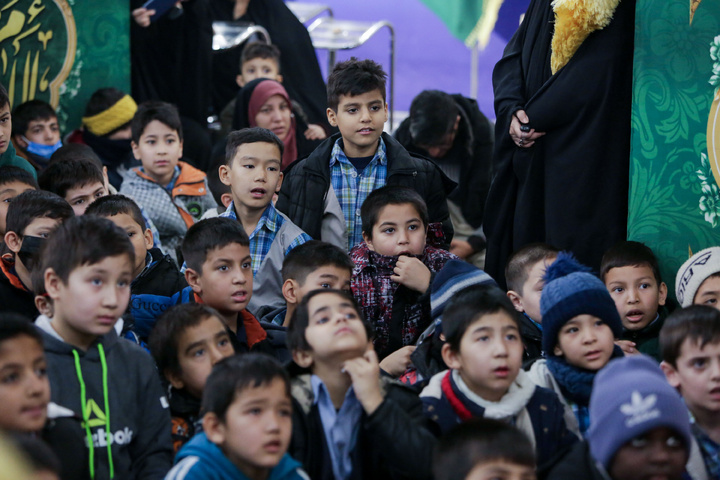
xmin=391 ymin=256 xmax=431 ymax=293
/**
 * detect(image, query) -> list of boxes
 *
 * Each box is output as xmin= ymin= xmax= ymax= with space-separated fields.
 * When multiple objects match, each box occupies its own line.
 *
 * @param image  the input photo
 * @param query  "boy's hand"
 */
xmin=132 ymin=7 xmax=156 ymax=27
xmin=392 ymin=256 xmax=431 ymax=293
xmin=379 ymin=345 xmax=416 ymax=377
xmin=343 ymin=350 xmax=383 ymax=415
xmin=450 ymin=239 xmax=474 ymax=259
xmin=615 ymin=339 xmax=638 ymax=356
xmin=304 ymin=124 xmax=327 ymax=140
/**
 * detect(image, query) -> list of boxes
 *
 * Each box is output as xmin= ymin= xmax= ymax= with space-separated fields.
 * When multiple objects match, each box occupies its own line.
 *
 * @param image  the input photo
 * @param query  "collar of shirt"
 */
xmin=691 ymin=419 xmax=720 ymax=478
xmin=222 ymin=201 xmax=280 ymax=236
xmin=311 ymin=374 xmax=363 ymax=480
xmin=329 ymin=137 xmax=387 ymax=169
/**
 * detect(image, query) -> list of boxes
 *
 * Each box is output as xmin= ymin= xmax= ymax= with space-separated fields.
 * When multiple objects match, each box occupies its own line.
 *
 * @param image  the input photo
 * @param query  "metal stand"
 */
xmin=285 ymin=2 xmax=333 ymax=24
xmin=211 ymin=23 xmax=271 ymax=51
xmin=307 ymin=18 xmax=395 ymax=128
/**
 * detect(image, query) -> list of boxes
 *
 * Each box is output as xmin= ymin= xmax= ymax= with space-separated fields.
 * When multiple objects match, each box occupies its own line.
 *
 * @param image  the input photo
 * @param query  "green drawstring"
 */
xmin=98 ymin=344 xmax=114 ymax=479
xmin=73 ymin=346 xmax=115 ymax=480
xmin=73 ymin=349 xmax=95 ymax=480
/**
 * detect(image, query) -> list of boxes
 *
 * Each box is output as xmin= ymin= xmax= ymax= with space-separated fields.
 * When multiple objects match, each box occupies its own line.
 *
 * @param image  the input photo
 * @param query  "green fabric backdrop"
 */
xmin=629 ymin=0 xmax=720 ymax=297
xmin=0 ymin=0 xmax=129 ymax=133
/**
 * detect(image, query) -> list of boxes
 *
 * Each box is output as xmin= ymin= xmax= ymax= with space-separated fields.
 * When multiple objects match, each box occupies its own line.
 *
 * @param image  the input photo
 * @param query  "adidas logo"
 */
xmin=620 ymin=391 xmax=660 ymax=428
xmin=82 ymin=399 xmax=134 ymax=448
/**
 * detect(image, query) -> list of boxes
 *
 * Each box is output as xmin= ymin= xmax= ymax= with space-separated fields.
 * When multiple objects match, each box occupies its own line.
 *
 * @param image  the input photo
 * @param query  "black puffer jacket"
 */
xmin=289 ymin=373 xmax=436 ymax=480
xmin=276 ymin=132 xmax=456 ymax=247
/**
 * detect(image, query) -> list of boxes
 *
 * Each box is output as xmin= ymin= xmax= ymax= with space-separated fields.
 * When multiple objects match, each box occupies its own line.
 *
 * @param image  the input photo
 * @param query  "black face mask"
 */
xmin=17 ymin=236 xmax=46 ymax=272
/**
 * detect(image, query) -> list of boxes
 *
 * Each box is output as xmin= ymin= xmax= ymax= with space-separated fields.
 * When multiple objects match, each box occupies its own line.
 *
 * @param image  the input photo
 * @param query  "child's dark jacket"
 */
xmin=168 ymin=432 xmax=308 ymax=480
xmin=420 ymin=369 xmax=577 ymax=470
xmin=350 ymin=242 xmax=457 ymax=359
xmin=519 ymin=314 xmax=543 ymax=362
xmin=129 ymin=247 xmax=188 ymax=339
xmin=35 ymin=316 xmax=173 ymax=480
xmin=620 ymin=311 xmax=666 ymax=362
xmin=168 ymin=387 xmax=202 ymax=454
xmin=289 ymin=372 xmax=436 ymax=480
xmin=0 ymin=254 xmax=37 ymax=319
xmin=276 ymin=132 xmax=456 ymax=248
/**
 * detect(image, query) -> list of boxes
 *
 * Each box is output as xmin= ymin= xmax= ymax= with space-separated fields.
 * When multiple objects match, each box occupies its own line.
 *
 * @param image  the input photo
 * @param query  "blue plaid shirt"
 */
xmin=329 ymin=138 xmax=388 ymax=250
xmin=220 ymin=202 xmax=310 ymax=274
xmin=692 ymin=418 xmax=720 ymax=479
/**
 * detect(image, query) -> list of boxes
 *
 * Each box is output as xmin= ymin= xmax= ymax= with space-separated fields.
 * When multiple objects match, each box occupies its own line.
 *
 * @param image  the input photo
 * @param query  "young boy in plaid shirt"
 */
xmin=276 ymin=58 xmax=454 ymax=252
xmin=218 ymin=127 xmax=310 ymax=315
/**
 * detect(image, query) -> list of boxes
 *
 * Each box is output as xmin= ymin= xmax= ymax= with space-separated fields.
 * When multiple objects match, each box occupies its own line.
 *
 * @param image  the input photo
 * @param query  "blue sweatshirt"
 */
xmin=166 ymin=433 xmax=309 ymax=480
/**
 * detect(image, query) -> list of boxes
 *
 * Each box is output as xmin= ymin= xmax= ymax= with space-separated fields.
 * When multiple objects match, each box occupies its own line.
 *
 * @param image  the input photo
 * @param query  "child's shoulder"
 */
xmin=177 ymin=161 xmax=207 ymax=182
xmin=423 ymin=245 xmax=458 ymax=269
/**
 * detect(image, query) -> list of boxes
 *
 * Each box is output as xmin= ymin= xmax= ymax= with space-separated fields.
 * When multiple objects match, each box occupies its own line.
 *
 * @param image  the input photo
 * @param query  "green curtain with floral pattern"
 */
xmin=629 ymin=0 xmax=720 ymax=298
xmin=0 ymin=0 xmax=130 ymax=132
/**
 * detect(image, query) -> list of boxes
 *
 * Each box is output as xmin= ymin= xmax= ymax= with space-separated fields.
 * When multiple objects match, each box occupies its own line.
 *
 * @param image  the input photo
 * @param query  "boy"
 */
xmin=546 ymin=355 xmax=691 ymax=480
xmin=0 ymin=165 xmax=38 ymax=236
xmin=218 ymin=127 xmax=310 ymax=314
xmin=675 ymin=246 xmax=720 ymax=309
xmin=287 ymin=288 xmax=437 ymax=480
xmin=276 ymin=58 xmax=455 ymax=252
xmin=177 ymin=217 xmax=276 ymax=355
xmin=433 ymin=418 xmax=536 ymax=480
xmin=120 ymin=101 xmax=216 ymax=262
xmin=148 ymin=304 xmax=235 ymax=453
xmin=660 ymin=305 xmax=720 ymax=480
xmin=11 ymin=99 xmax=62 ymax=170
xmin=0 ymin=83 xmax=37 ymax=177
xmin=420 ymin=285 xmax=577 ymax=469
xmin=351 ymin=186 xmax=456 ymax=374
xmin=505 ymin=243 xmax=559 ymax=361
xmin=0 ymin=313 xmax=88 ymax=480
xmin=167 ymin=353 xmax=308 ymax=480
xmin=35 ymin=215 xmax=173 ymax=479
xmin=526 ymin=252 xmax=624 ymax=436
xmin=66 ymin=87 xmax=139 ymax=190
xmin=601 ymin=241 xmax=669 ymax=360
xmin=86 ymin=194 xmax=187 ymax=339
xmin=39 ymin=157 xmax=107 ymax=216
xmin=1 ymin=190 xmax=73 ymax=318
xmin=221 ymin=42 xmax=326 ymax=141
xmin=262 ymin=239 xmax=353 ymax=327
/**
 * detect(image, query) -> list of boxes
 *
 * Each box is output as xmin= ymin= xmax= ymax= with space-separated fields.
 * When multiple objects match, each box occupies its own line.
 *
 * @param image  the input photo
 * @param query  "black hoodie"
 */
xmin=36 ymin=316 xmax=173 ymax=480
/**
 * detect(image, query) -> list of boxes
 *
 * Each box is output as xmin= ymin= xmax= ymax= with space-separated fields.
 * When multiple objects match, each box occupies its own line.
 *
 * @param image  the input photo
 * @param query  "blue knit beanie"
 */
xmin=587 ymin=355 xmax=692 ymax=469
xmin=540 ymin=252 xmax=622 ymax=356
xmin=430 ymin=259 xmax=497 ymax=320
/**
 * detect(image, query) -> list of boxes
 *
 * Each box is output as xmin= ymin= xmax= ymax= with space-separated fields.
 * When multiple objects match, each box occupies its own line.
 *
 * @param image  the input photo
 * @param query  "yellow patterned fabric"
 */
xmin=81 ymin=95 xmax=138 ymax=136
xmin=550 ymin=0 xmax=621 ymax=74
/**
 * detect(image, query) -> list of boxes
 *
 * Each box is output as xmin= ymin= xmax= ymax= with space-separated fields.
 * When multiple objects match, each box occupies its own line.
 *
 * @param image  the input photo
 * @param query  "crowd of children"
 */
xmin=0 ymin=43 xmax=718 ymax=480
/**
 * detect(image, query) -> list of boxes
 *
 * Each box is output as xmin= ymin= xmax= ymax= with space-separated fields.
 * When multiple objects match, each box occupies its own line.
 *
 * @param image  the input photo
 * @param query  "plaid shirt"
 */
xmin=692 ymin=419 xmax=720 ymax=479
xmin=329 ymin=138 xmax=388 ymax=250
xmin=220 ymin=202 xmax=310 ymax=274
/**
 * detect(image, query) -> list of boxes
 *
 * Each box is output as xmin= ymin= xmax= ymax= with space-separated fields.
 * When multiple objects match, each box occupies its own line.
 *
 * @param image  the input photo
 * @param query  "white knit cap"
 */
xmin=675 ymin=247 xmax=720 ymax=307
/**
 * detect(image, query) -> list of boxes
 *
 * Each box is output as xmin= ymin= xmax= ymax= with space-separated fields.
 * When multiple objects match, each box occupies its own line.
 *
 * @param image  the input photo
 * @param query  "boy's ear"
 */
xmin=292 ymin=349 xmax=314 ymax=369
xmin=177 ymin=139 xmax=184 ymax=159
xmin=12 ymin=134 xmax=28 ymax=149
xmin=143 ymin=228 xmax=154 ymax=250
xmin=4 ymin=230 xmax=22 ymax=254
xmin=441 ymin=343 xmax=461 ymax=370
xmin=185 ymin=268 xmax=203 ymax=294
xmin=660 ymin=361 xmax=681 ymax=389
xmin=218 ymin=164 xmax=232 ymax=187
xmin=658 ymin=282 xmax=668 ymax=306
xmin=202 ymin=412 xmax=226 ymax=445
xmin=326 ymin=108 xmax=337 ymax=128
xmin=44 ymin=268 xmax=63 ymax=301
xmin=553 ymin=344 xmax=564 ymax=357
xmin=276 ymin=74 xmax=284 ymax=84
xmin=362 ymin=231 xmax=374 ymax=251
xmin=236 ymin=74 xmax=245 ymax=88
xmin=220 ymin=193 xmax=233 ymax=209
xmin=165 ymin=369 xmax=185 ymax=391
xmin=282 ymin=278 xmax=300 ymax=305
xmin=34 ymin=295 xmax=53 ymax=317
xmin=383 ymin=101 xmax=388 ymax=124
xmin=507 ymin=290 xmax=525 ymax=313
xmin=131 ymin=141 xmax=140 ymax=160
xmin=275 ymin=171 xmax=283 ymax=193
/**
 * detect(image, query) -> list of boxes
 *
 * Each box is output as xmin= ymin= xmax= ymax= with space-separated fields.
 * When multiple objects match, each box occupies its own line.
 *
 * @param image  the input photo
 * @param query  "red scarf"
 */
xmin=441 ymin=371 xmax=473 ymax=421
